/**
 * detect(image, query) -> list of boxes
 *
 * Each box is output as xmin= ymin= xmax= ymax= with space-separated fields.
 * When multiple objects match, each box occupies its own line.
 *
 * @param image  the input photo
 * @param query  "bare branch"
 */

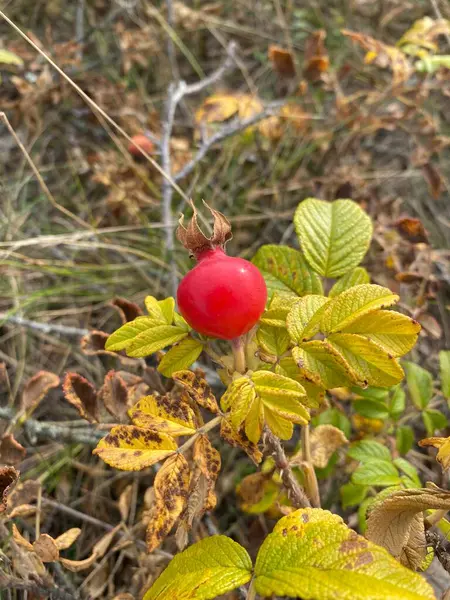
xmin=0 ymin=314 xmax=89 ymax=337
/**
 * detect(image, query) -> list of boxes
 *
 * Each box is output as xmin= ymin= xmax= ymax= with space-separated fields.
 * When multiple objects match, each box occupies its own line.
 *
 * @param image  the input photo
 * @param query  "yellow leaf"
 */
xmin=127 ymin=325 xmax=189 ymax=358
xmin=397 ymin=17 xmax=450 ymax=58
xmin=12 ymin=524 xmax=33 ymax=551
xmin=143 ymin=535 xmax=252 ymax=600
xmin=292 ymin=341 xmax=357 ymax=389
xmin=419 ymin=436 xmax=450 ymax=470
xmin=329 ymin=333 xmax=404 ymax=387
xmin=294 ymin=198 xmax=373 ymax=278
xmin=146 ymin=454 xmax=190 ymax=552
xmin=105 ymin=316 xmax=162 ymax=351
xmin=128 ymin=394 xmax=197 ymax=437
xmin=329 ymin=267 xmax=370 ymax=298
xmin=276 ymin=358 xmax=325 ymax=406
xmin=254 ymin=508 xmax=435 ymax=599
xmin=173 ymin=370 xmax=219 ymax=413
xmin=366 ymin=486 xmax=450 ymax=570
xmin=257 ymin=324 xmax=290 ymax=357
xmin=292 ymin=424 xmax=348 ymax=468
xmin=195 ymin=94 xmax=240 ymax=123
xmin=220 ymin=418 xmax=263 ymax=464
xmin=321 ymin=284 xmax=399 ymax=334
xmin=144 ymin=296 xmax=175 ymax=324
xmin=230 ymin=381 xmax=257 ymax=431
xmin=252 ymin=371 xmax=310 ymax=428
xmin=158 ymin=338 xmax=204 ymax=377
xmin=287 ymin=295 xmax=329 ymax=343
xmin=341 ymin=310 xmax=420 ymax=357
xmin=264 ymin=407 xmax=294 ymax=440
xmin=93 ymin=426 xmax=177 ymax=471
xmin=0 ymin=49 xmax=24 ymax=67
xmin=244 ymin=394 xmax=264 ymax=444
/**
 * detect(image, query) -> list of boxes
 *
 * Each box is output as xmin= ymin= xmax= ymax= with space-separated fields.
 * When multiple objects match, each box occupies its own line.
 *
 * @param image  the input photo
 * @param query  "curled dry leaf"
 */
xmin=63 ymin=372 xmax=99 ymax=423
xmin=60 ymin=524 xmax=121 ymax=572
xmin=303 ymin=29 xmax=329 ymax=81
xmin=394 ymin=216 xmax=429 ymax=244
xmin=7 ymin=479 xmax=40 ymax=510
xmin=146 ymin=453 xmax=190 ymax=552
xmin=366 ymin=485 xmax=450 ymax=570
xmin=193 ymin=435 xmax=221 ymax=511
xmin=12 ymin=523 xmax=33 ymax=550
xmin=33 ymin=534 xmax=60 ymax=562
xmin=419 ymin=436 xmax=450 ymax=470
xmin=54 ymin=528 xmax=81 ymax=550
xmin=81 ymin=330 xmax=116 ymax=357
xmin=0 ymin=466 xmax=19 ymax=513
xmin=0 ymin=433 xmax=26 ymax=465
xmin=110 ymin=297 xmax=143 ymax=324
xmin=21 ymin=370 xmax=59 ymax=411
xmin=268 ymin=45 xmax=296 ymax=77
xmin=98 ymin=370 xmax=130 ymax=421
xmin=220 ymin=418 xmax=262 ymax=464
xmin=172 ymin=370 xmax=218 ymax=413
xmin=299 ymin=424 xmax=348 ymax=469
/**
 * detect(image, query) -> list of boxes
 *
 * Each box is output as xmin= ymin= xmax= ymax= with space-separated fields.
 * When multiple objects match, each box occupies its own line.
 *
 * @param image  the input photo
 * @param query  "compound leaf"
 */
xmin=294 ymin=198 xmax=373 ymax=277
xmin=143 ymin=535 xmax=252 ymax=600
xmin=292 ymin=341 xmax=356 ymax=389
xmin=287 ymin=295 xmax=329 ymax=343
xmin=158 ymin=338 xmax=204 ymax=377
xmin=254 ymin=508 xmax=435 ymax=599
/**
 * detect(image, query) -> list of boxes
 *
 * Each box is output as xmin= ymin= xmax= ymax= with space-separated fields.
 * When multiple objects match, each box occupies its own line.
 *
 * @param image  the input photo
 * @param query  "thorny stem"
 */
xmin=263 ymin=429 xmax=310 ymax=509
xmin=231 ymin=337 xmax=247 ymax=374
xmin=301 ymin=425 xmax=321 ymax=508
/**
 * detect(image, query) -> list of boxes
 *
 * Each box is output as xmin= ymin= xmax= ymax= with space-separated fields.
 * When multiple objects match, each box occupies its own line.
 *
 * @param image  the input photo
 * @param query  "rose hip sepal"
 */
xmin=176 ymin=203 xmax=267 ymax=340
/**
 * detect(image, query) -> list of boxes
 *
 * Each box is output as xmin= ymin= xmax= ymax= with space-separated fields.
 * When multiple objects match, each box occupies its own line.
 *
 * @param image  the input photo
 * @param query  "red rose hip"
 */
xmin=176 ymin=204 xmax=267 ymax=340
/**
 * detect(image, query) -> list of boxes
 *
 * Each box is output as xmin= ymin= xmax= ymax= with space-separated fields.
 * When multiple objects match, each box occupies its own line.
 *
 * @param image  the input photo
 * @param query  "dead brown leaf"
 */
xmin=304 ymin=30 xmax=329 ymax=81
xmin=193 ymin=435 xmax=221 ymax=511
xmin=98 ymin=370 xmax=130 ymax=421
xmin=394 ymin=216 xmax=429 ymax=244
xmin=54 ymin=528 xmax=81 ymax=550
xmin=268 ymin=45 xmax=296 ymax=77
xmin=109 ymin=297 xmax=143 ymax=324
xmin=33 ymin=534 xmax=60 ymax=562
xmin=21 ymin=370 xmax=59 ymax=411
xmin=80 ymin=330 xmax=115 ymax=357
xmin=0 ymin=466 xmax=19 ymax=513
xmin=220 ymin=418 xmax=262 ymax=464
xmin=422 ymin=162 xmax=443 ymax=199
xmin=291 ymin=425 xmax=348 ymax=469
xmin=63 ymin=372 xmax=99 ymax=423
xmin=366 ymin=486 xmax=450 ymax=570
xmin=0 ymin=433 xmax=26 ymax=465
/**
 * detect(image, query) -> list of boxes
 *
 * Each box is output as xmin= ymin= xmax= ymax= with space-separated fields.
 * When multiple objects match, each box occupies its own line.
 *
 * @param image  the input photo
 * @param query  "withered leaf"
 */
xmin=146 ymin=453 xmax=190 ymax=552
xmin=193 ymin=435 xmax=221 ymax=511
xmin=0 ymin=466 xmax=19 ymax=513
xmin=81 ymin=330 xmax=116 ymax=357
xmin=63 ymin=372 xmax=99 ymax=423
xmin=220 ymin=418 xmax=262 ymax=464
xmin=172 ymin=370 xmax=218 ymax=413
xmin=394 ymin=216 xmax=429 ymax=244
xmin=33 ymin=534 xmax=60 ymax=562
xmin=366 ymin=485 xmax=450 ymax=570
xmin=304 ymin=29 xmax=329 ymax=81
xmin=0 ymin=433 xmax=26 ymax=465
xmin=54 ymin=528 xmax=81 ymax=550
xmin=293 ymin=425 xmax=348 ymax=469
xmin=61 ymin=524 xmax=121 ymax=572
xmin=21 ymin=370 xmax=59 ymax=411
xmin=419 ymin=436 xmax=450 ymax=470
xmin=110 ymin=297 xmax=143 ymax=323
xmin=98 ymin=370 xmax=130 ymax=421
xmin=7 ymin=479 xmax=39 ymax=510
xmin=12 ymin=523 xmax=33 ymax=550
xmin=268 ymin=45 xmax=296 ymax=77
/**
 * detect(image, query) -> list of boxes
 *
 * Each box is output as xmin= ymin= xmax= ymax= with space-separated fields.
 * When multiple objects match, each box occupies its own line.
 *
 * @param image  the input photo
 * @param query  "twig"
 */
xmin=160 ymin=42 xmax=238 ymax=296
xmin=174 ymin=102 xmax=283 ymax=182
xmin=0 ymin=314 xmax=89 ymax=337
xmin=0 ymin=407 xmax=103 ymax=445
xmin=0 ymin=575 xmax=76 ymax=600
xmin=263 ymin=429 xmax=310 ymax=509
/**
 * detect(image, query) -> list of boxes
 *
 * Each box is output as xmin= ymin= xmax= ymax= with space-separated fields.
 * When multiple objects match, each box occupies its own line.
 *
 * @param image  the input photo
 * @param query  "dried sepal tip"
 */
xmin=176 ymin=201 xmax=232 ymax=258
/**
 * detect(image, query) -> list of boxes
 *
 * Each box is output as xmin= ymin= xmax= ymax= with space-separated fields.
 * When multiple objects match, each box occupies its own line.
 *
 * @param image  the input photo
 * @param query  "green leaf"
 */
xmin=105 ymin=317 xmax=163 ymax=352
xmin=294 ymin=198 xmax=373 ymax=277
xmin=340 ymin=482 xmax=369 ymax=509
xmin=329 ymin=267 xmax=370 ymax=297
xmin=252 ymin=245 xmax=323 ymax=299
xmin=388 ymin=385 xmax=406 ymax=419
xmin=254 ymin=508 xmax=434 ymax=599
xmin=347 ymin=440 xmax=392 ymax=463
xmin=143 ymin=535 xmax=252 ymax=600
xmin=286 ymin=295 xmax=329 ymax=343
xmin=352 ymin=386 xmax=389 ymax=401
xmin=127 ymin=325 xmax=189 ymax=358
xmin=396 ymin=425 xmax=414 ymax=455
xmin=352 ymin=459 xmax=401 ymax=487
xmin=353 ymin=399 xmax=389 ymax=420
xmin=321 ymin=284 xmax=399 ymax=334
xmin=416 ymin=55 xmax=450 ymax=73
xmin=423 ymin=409 xmax=447 ymax=436
xmin=292 ymin=341 xmax=357 ymax=389
xmin=404 ymin=361 xmax=433 ymax=409
xmin=0 ymin=49 xmax=24 ymax=67
xmin=157 ymin=338 xmax=204 ymax=377
xmin=257 ymin=323 xmax=290 ymax=356
xmin=260 ymin=294 xmax=297 ymax=327
xmin=439 ymin=350 xmax=450 ymax=400
xmin=329 ymin=334 xmax=404 ymax=387
xmin=393 ymin=457 xmax=421 ymax=487
xmin=340 ymin=310 xmax=420 ymax=357
xmin=314 ymin=407 xmax=351 ymax=438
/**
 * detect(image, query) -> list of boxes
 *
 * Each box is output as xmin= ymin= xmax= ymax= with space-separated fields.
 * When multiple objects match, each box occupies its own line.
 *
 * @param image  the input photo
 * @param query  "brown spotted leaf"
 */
xmin=129 ymin=393 xmax=197 ymax=437
xmin=220 ymin=419 xmax=262 ymax=465
xmin=21 ymin=371 xmax=59 ymax=411
xmin=254 ymin=508 xmax=435 ymax=599
xmin=33 ymin=534 xmax=60 ymax=562
xmin=63 ymin=372 xmax=99 ymax=423
xmin=93 ymin=426 xmax=177 ymax=471
xmin=0 ymin=434 xmax=26 ymax=465
xmin=172 ymin=370 xmax=218 ymax=413
xmin=366 ymin=486 xmax=450 ymax=570
xmin=98 ymin=370 xmax=130 ymax=420
xmin=193 ymin=435 xmax=221 ymax=511
xmin=0 ymin=466 xmax=19 ymax=513
xmin=146 ymin=453 xmax=190 ymax=552
xmin=110 ymin=297 xmax=143 ymax=323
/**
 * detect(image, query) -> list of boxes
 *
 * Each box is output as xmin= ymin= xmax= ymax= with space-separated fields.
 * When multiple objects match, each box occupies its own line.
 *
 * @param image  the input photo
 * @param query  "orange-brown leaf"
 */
xmin=81 ymin=330 xmax=116 ymax=357
xmin=304 ymin=30 xmax=329 ymax=81
xmin=394 ymin=216 xmax=429 ymax=244
xmin=63 ymin=372 xmax=99 ymax=423
xmin=0 ymin=466 xmax=19 ymax=513
xmin=21 ymin=371 xmax=59 ymax=411
xmin=110 ymin=297 xmax=143 ymax=323
xmin=268 ymin=45 xmax=296 ymax=77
